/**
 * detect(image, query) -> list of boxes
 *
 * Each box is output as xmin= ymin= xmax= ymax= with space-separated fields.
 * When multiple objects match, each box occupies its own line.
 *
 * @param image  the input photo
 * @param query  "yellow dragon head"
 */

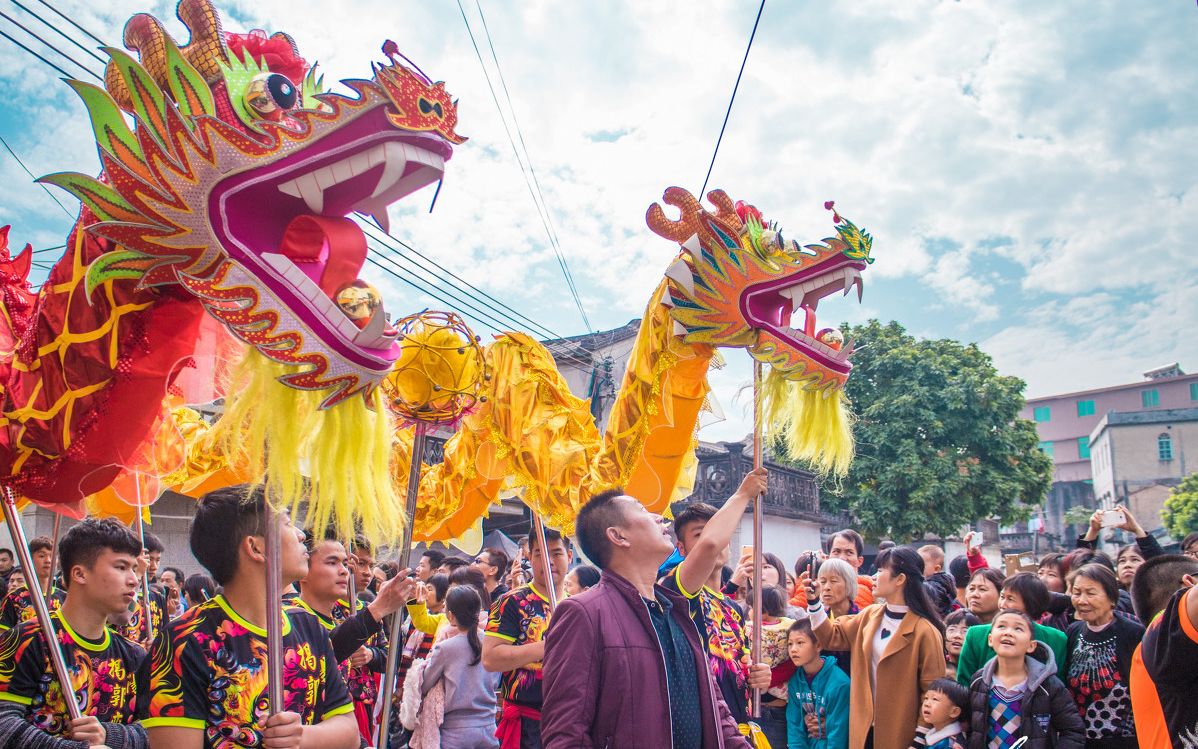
xmin=648 ymin=187 xmax=873 ymax=392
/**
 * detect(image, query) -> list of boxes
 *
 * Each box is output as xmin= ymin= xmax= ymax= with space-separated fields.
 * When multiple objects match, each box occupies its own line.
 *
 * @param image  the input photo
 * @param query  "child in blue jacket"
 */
xmin=786 ymin=618 xmax=850 ymax=749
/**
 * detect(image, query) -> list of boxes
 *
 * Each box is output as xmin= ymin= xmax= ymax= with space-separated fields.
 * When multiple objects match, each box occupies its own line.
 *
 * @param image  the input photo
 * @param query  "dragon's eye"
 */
xmin=245 ymin=73 xmax=299 ymax=118
xmin=418 ymin=97 xmax=445 ymax=119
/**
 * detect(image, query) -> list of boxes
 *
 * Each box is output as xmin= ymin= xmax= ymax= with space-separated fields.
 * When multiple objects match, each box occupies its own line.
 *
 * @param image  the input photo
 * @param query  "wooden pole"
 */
xmin=376 ymin=421 xmax=428 ymax=749
xmin=1 ymin=488 xmax=82 ymax=720
xmin=750 ymin=360 xmax=764 ymax=718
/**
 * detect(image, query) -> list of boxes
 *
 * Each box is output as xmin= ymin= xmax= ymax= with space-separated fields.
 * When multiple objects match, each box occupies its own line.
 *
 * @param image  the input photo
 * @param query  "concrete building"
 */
xmin=1089 ymin=407 xmax=1197 ymax=542
xmin=1020 ymin=363 xmax=1198 ymax=542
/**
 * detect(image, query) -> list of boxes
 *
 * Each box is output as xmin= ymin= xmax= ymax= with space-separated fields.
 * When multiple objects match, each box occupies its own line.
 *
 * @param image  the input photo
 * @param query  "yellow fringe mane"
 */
xmin=760 ymin=367 xmax=855 ymax=477
xmin=211 ymin=350 xmax=403 ymax=545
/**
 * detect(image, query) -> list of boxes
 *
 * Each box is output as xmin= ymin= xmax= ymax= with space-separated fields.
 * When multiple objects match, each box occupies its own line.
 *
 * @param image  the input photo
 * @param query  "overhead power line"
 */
xmin=699 ymin=0 xmax=766 ymax=197
xmin=455 ymin=0 xmax=594 ymax=334
xmin=0 ymin=132 xmax=74 ymax=218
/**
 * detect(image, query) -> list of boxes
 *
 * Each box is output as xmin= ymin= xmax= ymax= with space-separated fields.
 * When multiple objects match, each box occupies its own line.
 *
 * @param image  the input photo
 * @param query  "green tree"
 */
xmin=1163 ymin=473 xmax=1198 ymax=540
xmin=813 ymin=320 xmax=1053 ymax=540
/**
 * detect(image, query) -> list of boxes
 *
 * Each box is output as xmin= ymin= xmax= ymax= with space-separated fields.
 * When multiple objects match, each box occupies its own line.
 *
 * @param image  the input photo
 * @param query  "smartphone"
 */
xmin=973 ymin=532 xmax=983 ymax=546
xmin=740 ymin=545 xmax=754 ymax=561
xmin=1100 ymin=509 xmax=1126 ymax=528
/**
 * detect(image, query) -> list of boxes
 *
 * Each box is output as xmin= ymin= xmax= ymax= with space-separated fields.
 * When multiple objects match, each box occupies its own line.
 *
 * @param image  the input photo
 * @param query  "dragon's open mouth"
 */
xmin=209 ymin=103 xmax=450 ymax=367
xmin=742 ymin=256 xmax=867 ymax=374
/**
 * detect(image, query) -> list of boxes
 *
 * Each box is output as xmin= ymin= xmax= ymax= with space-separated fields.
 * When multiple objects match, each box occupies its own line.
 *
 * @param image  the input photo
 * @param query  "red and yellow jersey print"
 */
xmin=0 ymin=586 xmax=65 ymax=631
xmin=485 ymin=584 xmax=551 ymax=708
xmin=0 ymin=612 xmax=146 ymax=735
xmin=287 ymin=597 xmax=384 ymax=705
xmin=144 ymin=595 xmax=351 ymax=749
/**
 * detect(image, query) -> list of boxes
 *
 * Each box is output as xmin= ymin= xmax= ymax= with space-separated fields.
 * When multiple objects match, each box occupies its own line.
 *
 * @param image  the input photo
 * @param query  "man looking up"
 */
xmin=0 ymin=536 xmax=63 ymax=630
xmin=664 ymin=468 xmax=772 ymax=726
xmin=543 ymin=489 xmax=751 ymax=749
xmin=483 ymin=528 xmax=572 ymax=749
xmin=0 ymin=518 xmax=149 ymax=749
xmin=142 ymin=485 xmax=357 ymax=749
xmin=471 ymin=548 xmax=510 ymax=601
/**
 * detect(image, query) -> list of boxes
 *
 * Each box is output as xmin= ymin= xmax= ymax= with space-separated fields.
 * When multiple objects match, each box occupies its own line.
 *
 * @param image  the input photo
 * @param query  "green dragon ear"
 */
xmin=84 ymin=248 xmax=157 ymax=296
xmin=37 ymin=172 xmax=139 ymax=224
xmin=160 ymin=35 xmax=215 ymax=123
xmin=64 ymin=79 xmax=144 ymax=167
xmin=218 ymin=48 xmax=271 ymax=132
xmin=835 ymin=218 xmax=874 ymax=264
xmin=103 ymin=47 xmax=171 ymax=149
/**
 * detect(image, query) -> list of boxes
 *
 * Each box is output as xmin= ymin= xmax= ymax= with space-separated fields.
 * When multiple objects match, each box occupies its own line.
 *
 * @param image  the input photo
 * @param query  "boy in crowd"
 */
xmin=0 ymin=518 xmax=149 ymax=749
xmin=785 ymin=618 xmax=849 ymax=749
xmin=664 ymin=468 xmax=772 ymax=725
xmin=965 ymin=610 xmax=1083 ymax=749
xmin=910 ymin=680 xmax=969 ymax=749
xmin=141 ymin=533 xmax=163 ymax=585
xmin=484 ymin=528 xmax=572 ymax=749
xmin=141 ymin=485 xmax=357 ymax=749
xmin=0 ymin=536 xmax=64 ymax=630
xmin=1136 ymin=554 xmax=1198 ymax=748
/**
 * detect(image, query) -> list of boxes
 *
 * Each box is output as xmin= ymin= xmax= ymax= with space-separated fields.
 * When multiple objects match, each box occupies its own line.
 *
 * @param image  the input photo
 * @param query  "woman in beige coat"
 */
xmin=805 ymin=547 xmax=945 ymax=749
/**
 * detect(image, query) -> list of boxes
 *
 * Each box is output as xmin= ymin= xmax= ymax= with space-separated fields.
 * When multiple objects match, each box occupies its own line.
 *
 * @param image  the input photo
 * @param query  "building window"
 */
xmin=1033 ymin=406 xmax=1051 ymax=422
xmin=1159 ymin=433 xmax=1173 ymax=461
xmin=1191 ymin=382 xmax=1198 ymax=401
xmin=1039 ymin=441 xmax=1054 ymax=458
xmin=1142 ymin=389 xmax=1160 ymax=408
xmin=1077 ymin=400 xmax=1095 ymax=417
xmin=1078 ymin=436 xmax=1091 ymax=459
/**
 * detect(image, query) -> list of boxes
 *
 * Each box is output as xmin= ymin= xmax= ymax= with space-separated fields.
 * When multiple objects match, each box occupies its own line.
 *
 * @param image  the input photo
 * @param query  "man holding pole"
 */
xmin=0 ymin=536 xmax=64 ymax=631
xmin=141 ymin=486 xmax=358 ymax=749
xmin=0 ymin=518 xmax=149 ymax=749
xmin=661 ymin=468 xmax=772 ymax=726
xmin=483 ymin=527 xmax=572 ymax=749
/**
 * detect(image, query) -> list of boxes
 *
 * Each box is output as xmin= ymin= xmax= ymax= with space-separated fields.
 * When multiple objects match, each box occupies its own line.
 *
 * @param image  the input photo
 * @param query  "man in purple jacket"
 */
xmin=541 ymin=488 xmax=754 ymax=749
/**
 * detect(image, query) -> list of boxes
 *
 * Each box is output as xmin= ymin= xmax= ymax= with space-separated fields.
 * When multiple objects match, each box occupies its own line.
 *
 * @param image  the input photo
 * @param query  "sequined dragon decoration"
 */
xmin=0 ymin=0 xmax=465 ymax=541
xmin=408 ymin=187 xmax=873 ymax=540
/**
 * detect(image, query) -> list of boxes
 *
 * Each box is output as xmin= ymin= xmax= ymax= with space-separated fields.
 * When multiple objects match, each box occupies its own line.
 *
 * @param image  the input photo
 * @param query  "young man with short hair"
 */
xmin=437 ymin=556 xmax=470 ymax=575
xmin=0 ymin=537 xmax=64 ymax=630
xmin=414 ymin=549 xmax=445 ymax=582
xmin=290 ymin=535 xmax=413 ymax=745
xmin=119 ymin=540 xmax=166 ymax=648
xmin=0 ymin=518 xmax=149 ymax=749
xmin=664 ymin=469 xmax=772 ymax=726
xmin=543 ymin=489 xmax=751 ymax=749
xmin=1131 ymin=554 xmax=1198 ymax=748
xmin=0 ymin=550 xmax=13 ymax=595
xmin=142 ymin=486 xmax=358 ymax=749
xmin=484 ymin=529 xmax=572 ymax=749
xmin=140 ymin=533 xmax=163 ymax=584
xmin=472 ymin=548 xmax=510 ymax=601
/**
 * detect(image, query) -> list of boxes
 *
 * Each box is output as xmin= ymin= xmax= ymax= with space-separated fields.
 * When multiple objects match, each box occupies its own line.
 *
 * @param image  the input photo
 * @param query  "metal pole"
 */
xmin=376 ymin=422 xmax=428 ymax=749
xmin=532 ymin=513 xmax=558 ymax=609
xmin=46 ymin=512 xmax=61 ymax=596
xmin=134 ymin=503 xmax=154 ymax=644
xmin=1 ymin=488 xmax=82 ymax=719
xmin=750 ymin=360 xmax=764 ymax=718
xmin=264 ymin=496 xmax=284 ymax=714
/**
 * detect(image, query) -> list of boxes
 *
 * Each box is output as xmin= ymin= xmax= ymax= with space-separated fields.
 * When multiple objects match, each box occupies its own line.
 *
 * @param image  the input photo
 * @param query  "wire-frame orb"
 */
xmin=381 ymin=311 xmax=488 ymax=425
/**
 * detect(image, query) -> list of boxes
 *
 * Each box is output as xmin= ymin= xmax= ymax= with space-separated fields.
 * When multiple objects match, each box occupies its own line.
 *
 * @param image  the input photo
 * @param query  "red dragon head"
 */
xmin=648 ymin=188 xmax=873 ymax=392
xmin=42 ymin=0 xmax=466 ymax=407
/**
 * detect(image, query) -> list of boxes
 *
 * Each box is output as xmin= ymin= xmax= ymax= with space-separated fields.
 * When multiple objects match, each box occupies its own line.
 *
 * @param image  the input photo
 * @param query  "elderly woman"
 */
xmin=1066 ymin=563 xmax=1144 ymax=749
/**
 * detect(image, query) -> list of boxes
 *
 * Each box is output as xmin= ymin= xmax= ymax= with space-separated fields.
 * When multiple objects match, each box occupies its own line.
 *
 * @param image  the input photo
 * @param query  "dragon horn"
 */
xmin=646 ymin=186 xmax=745 ymax=244
xmin=104 ymin=0 xmax=228 ymax=111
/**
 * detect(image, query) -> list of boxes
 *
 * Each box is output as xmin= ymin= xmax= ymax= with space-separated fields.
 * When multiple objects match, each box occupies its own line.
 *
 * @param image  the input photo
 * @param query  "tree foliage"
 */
xmin=811 ymin=320 xmax=1053 ymax=540
xmin=1163 ymin=473 xmax=1198 ymax=540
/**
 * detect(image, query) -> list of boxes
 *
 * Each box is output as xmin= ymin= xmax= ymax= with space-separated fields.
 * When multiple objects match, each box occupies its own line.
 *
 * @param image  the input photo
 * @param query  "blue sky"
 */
xmin=1 ymin=0 xmax=1196 ymax=442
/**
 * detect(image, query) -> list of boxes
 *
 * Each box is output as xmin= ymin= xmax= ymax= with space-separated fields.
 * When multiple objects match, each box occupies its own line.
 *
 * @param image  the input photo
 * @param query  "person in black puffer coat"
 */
xmin=925 ymin=571 xmax=962 ymax=619
xmin=966 ymin=611 xmax=1085 ymax=749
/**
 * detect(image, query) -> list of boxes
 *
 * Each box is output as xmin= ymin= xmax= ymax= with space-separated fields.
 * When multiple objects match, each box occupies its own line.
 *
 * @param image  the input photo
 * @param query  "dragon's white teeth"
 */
xmin=371 ymin=142 xmax=410 ymax=200
xmin=293 ymin=173 xmax=324 ymax=214
xmin=673 ymin=320 xmax=688 ymax=337
xmin=665 ymin=258 xmax=695 ymax=295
